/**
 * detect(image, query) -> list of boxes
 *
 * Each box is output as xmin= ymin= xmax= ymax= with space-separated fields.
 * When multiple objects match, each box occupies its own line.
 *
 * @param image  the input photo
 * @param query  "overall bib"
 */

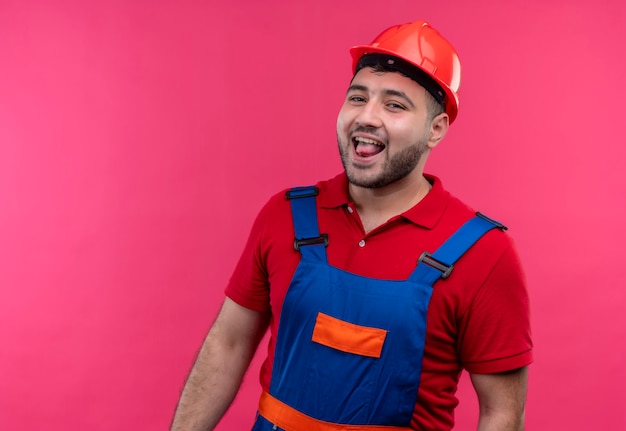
xmin=252 ymin=186 xmax=504 ymax=431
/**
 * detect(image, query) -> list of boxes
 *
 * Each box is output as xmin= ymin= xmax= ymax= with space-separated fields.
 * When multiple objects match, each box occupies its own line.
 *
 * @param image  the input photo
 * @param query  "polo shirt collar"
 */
xmin=317 ymin=172 xmax=450 ymax=229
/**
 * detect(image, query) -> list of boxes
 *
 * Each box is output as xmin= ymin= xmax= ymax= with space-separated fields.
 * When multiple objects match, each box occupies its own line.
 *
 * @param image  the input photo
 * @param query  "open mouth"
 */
xmin=353 ymin=136 xmax=385 ymax=157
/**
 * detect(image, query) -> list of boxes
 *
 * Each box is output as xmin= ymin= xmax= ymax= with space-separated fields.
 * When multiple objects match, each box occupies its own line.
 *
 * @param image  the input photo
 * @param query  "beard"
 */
xmin=338 ymin=133 xmax=429 ymax=189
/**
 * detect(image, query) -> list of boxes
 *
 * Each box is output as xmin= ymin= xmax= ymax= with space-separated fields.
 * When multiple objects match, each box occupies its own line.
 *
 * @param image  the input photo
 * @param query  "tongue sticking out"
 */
xmin=355 ymin=142 xmax=384 ymax=157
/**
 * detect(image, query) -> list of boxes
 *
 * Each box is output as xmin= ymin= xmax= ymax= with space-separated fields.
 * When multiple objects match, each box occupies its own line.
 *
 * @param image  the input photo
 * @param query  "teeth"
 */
xmin=354 ymin=136 xmax=383 ymax=146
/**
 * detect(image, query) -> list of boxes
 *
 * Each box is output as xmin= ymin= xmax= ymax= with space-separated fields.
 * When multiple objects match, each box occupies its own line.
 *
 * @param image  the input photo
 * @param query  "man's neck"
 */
xmin=349 ymin=174 xmax=432 ymax=233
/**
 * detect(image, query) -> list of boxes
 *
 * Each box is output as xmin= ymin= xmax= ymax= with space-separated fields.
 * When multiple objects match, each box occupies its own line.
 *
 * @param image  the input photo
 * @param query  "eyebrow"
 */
xmin=347 ymin=84 xmax=416 ymax=109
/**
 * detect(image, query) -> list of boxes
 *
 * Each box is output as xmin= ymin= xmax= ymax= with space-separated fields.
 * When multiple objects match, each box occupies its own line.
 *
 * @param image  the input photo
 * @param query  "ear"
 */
xmin=426 ymin=113 xmax=449 ymax=149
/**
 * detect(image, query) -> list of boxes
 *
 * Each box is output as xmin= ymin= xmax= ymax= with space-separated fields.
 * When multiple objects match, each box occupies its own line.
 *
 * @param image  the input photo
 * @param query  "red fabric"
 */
xmin=225 ymin=173 xmax=533 ymax=431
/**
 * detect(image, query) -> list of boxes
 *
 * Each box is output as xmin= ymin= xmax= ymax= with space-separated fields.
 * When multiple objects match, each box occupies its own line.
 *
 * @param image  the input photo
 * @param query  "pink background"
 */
xmin=1 ymin=0 xmax=625 ymax=429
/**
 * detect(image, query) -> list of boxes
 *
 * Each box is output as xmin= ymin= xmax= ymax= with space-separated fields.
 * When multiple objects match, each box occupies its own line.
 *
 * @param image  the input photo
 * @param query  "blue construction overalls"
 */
xmin=252 ymin=186 xmax=505 ymax=431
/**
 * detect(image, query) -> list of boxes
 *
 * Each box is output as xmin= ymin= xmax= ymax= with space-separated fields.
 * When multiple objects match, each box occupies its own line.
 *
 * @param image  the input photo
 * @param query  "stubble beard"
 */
xmin=338 ymin=134 xmax=429 ymax=189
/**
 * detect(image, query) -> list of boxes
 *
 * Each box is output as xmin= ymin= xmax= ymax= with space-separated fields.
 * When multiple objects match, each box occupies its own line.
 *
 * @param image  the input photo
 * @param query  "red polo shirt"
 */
xmin=226 ymin=172 xmax=532 ymax=431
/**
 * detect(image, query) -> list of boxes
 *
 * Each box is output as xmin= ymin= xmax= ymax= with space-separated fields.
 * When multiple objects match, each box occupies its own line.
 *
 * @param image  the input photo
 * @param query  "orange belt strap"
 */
xmin=257 ymin=391 xmax=413 ymax=431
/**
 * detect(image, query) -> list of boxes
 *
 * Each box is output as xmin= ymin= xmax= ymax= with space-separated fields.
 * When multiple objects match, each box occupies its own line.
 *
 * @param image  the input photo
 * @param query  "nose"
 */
xmin=354 ymin=101 xmax=383 ymax=128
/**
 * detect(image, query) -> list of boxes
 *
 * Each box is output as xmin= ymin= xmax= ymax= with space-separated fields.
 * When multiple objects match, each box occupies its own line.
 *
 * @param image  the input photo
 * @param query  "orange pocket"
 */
xmin=311 ymin=312 xmax=387 ymax=358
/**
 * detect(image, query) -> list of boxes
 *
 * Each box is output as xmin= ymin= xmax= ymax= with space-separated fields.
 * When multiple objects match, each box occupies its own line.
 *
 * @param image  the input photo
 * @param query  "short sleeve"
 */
xmin=458 ymin=242 xmax=533 ymax=374
xmin=224 ymin=199 xmax=273 ymax=313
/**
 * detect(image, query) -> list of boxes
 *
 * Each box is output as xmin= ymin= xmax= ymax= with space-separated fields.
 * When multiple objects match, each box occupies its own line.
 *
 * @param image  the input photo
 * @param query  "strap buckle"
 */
xmin=294 ymin=234 xmax=329 ymax=251
xmin=286 ymin=187 xmax=319 ymax=199
xmin=476 ymin=212 xmax=508 ymax=231
xmin=418 ymin=252 xmax=454 ymax=279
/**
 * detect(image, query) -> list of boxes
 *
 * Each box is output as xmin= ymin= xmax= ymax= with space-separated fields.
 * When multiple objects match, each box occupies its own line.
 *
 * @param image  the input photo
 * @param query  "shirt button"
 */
xmin=347 ymin=206 xmax=354 ymax=213
xmin=358 ymin=239 xmax=366 ymax=247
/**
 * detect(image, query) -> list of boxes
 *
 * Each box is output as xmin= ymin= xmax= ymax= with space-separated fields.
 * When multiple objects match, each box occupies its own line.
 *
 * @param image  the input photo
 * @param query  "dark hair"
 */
xmin=355 ymin=54 xmax=445 ymax=121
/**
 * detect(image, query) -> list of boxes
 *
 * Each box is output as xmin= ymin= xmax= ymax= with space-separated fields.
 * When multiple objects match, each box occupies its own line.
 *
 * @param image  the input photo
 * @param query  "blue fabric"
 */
xmin=288 ymin=187 xmax=327 ymax=263
xmin=409 ymin=215 xmax=501 ymax=286
xmin=262 ymin=187 xmax=501 ymax=428
xmin=251 ymin=414 xmax=284 ymax=431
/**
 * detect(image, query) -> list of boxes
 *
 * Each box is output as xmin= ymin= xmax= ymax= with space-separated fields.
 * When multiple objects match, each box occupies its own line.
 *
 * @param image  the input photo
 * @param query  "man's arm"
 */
xmin=470 ymin=366 xmax=529 ymax=431
xmin=170 ymin=297 xmax=270 ymax=431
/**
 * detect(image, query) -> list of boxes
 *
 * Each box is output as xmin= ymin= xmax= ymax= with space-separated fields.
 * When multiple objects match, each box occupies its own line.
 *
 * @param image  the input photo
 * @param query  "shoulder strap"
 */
xmin=409 ymin=212 xmax=507 ymax=286
xmin=286 ymin=186 xmax=328 ymax=263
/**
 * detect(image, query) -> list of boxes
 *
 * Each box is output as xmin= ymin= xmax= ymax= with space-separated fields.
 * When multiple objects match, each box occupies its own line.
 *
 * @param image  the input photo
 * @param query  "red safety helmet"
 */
xmin=350 ymin=20 xmax=461 ymax=123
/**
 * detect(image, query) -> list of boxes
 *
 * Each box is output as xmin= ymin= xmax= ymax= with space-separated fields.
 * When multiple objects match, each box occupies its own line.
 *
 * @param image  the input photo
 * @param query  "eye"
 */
xmin=348 ymin=95 xmax=367 ymax=104
xmin=386 ymin=102 xmax=406 ymax=111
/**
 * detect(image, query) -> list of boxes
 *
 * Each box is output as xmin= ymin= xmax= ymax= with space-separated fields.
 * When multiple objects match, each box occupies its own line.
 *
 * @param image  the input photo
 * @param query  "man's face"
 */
xmin=336 ymin=67 xmax=432 ymax=189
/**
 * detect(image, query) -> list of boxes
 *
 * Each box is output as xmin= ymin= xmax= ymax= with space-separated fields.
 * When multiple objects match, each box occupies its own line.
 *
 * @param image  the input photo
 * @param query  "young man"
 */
xmin=171 ymin=20 xmax=532 ymax=431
